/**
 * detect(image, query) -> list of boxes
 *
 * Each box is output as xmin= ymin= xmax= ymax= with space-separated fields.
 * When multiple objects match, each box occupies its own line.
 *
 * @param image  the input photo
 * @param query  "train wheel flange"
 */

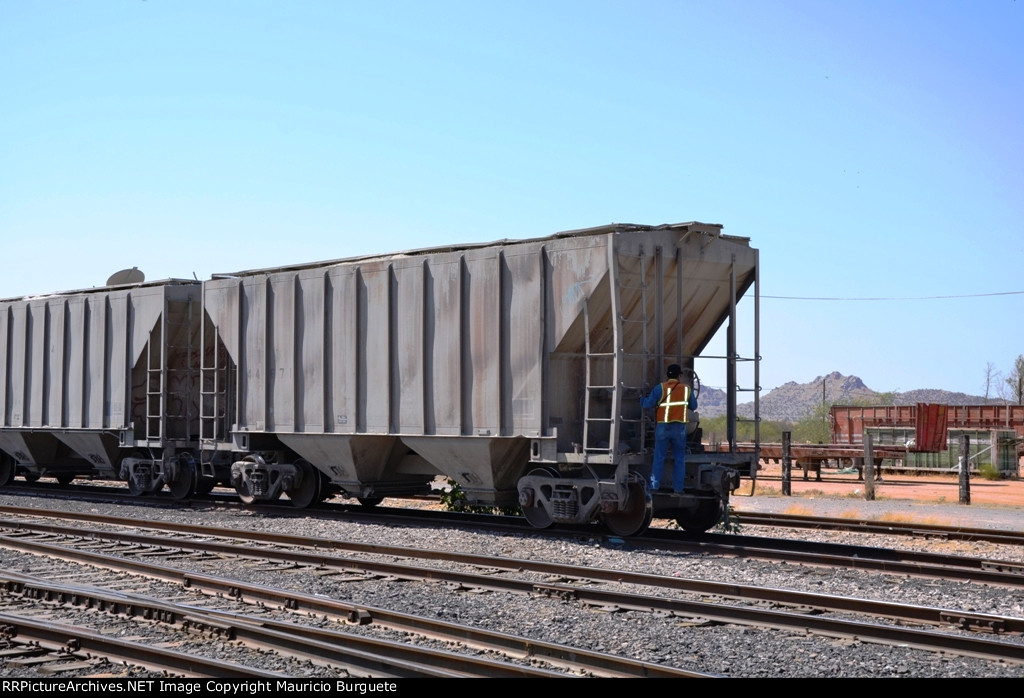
xmin=521 ymin=467 xmax=556 ymax=529
xmin=602 ymin=481 xmax=652 ymax=537
xmin=235 ymin=478 xmax=257 ymax=504
xmin=167 ymin=457 xmax=196 ymax=500
xmin=285 ymin=459 xmax=321 ymax=509
xmin=126 ymin=478 xmax=149 ymax=496
xmin=0 ymin=456 xmax=14 ymax=487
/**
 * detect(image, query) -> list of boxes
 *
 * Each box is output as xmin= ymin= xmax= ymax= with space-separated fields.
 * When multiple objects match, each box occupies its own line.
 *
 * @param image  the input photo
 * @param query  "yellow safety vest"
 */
xmin=656 ymin=380 xmax=691 ymax=423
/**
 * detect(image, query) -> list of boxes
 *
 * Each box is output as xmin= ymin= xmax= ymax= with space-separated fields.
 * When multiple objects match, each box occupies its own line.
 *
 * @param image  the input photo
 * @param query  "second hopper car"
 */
xmin=0 ymin=221 xmax=760 ymax=535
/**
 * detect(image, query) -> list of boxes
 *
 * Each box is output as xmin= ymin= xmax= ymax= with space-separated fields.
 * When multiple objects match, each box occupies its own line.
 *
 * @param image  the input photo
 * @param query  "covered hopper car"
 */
xmin=0 ymin=222 xmax=760 ymax=535
xmin=0 ymin=279 xmax=205 ymax=497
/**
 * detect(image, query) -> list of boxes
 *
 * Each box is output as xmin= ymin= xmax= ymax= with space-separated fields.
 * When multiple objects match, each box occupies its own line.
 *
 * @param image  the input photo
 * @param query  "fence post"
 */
xmin=959 ymin=433 xmax=971 ymax=505
xmin=864 ymin=433 xmax=875 ymax=501
xmin=782 ymin=431 xmax=791 ymax=496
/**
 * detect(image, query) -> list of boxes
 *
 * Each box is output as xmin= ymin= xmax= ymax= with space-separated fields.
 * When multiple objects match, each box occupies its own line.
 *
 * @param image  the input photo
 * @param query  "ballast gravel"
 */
xmin=1 ymin=491 xmax=1023 ymax=679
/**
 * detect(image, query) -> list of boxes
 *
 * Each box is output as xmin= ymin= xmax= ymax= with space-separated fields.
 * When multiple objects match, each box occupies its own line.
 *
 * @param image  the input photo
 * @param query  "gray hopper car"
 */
xmin=0 ymin=279 xmax=207 ymax=497
xmin=0 ymin=221 xmax=760 ymax=535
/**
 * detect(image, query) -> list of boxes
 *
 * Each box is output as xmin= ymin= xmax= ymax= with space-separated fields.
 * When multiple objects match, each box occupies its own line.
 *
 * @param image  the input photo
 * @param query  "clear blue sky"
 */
xmin=2 ymin=1 xmax=1021 ymax=398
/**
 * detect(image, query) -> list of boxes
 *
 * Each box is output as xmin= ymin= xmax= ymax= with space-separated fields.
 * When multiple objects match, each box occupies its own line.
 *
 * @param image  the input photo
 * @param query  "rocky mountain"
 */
xmin=697 ymin=371 xmax=1000 ymax=423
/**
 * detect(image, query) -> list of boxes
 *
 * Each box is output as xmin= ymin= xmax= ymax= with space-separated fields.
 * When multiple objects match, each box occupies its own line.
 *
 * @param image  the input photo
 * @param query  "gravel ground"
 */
xmin=1 ymin=490 xmax=1023 ymax=679
xmin=733 ymin=487 xmax=1024 ymax=532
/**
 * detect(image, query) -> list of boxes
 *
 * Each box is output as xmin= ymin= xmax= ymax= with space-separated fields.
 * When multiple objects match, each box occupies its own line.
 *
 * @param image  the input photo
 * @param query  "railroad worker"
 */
xmin=640 ymin=364 xmax=697 ymax=493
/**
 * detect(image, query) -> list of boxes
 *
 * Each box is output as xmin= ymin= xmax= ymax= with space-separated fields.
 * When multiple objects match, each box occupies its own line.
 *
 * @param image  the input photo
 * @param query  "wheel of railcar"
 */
xmin=675 ymin=498 xmax=724 ymax=533
xmin=126 ymin=477 xmax=147 ymax=496
xmin=641 ymin=496 xmax=654 ymax=530
xmin=0 ymin=455 xmax=16 ymax=487
xmin=520 ymin=467 xmax=557 ymax=529
xmin=233 ymin=456 xmax=261 ymax=504
xmin=285 ymin=459 xmax=321 ymax=509
xmin=357 ymin=496 xmax=383 ymax=507
xmin=167 ymin=456 xmax=197 ymax=500
xmin=126 ymin=450 xmax=152 ymax=496
xmin=601 ymin=480 xmax=652 ymax=537
xmin=235 ymin=478 xmax=257 ymax=504
xmin=55 ymin=472 xmax=75 ymax=486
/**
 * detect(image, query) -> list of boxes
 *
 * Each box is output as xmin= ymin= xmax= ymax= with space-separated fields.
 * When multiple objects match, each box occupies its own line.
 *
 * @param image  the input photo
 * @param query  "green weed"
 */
xmin=439 ymin=479 xmax=520 ymax=515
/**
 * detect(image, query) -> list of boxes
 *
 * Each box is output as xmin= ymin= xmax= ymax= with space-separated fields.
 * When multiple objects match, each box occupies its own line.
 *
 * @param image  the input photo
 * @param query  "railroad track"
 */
xmin=0 ymin=518 xmax=708 ymax=678
xmin=1 ymin=507 xmax=1023 ymax=674
xmin=0 ymin=609 xmax=287 ymax=678
xmin=734 ymin=510 xmax=1024 ymax=545
xmin=0 ymin=572 xmax=572 ymax=678
xmin=7 ymin=479 xmax=1024 ymax=549
xmin=6 ymin=500 xmax=1024 ymax=587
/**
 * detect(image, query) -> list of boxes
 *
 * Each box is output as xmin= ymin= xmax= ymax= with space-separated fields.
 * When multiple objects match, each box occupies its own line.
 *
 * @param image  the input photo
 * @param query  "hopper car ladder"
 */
xmin=144 ymin=313 xmax=166 ymax=442
xmin=198 ymin=328 xmax=230 ymax=444
xmin=581 ymin=248 xmax=652 ymax=461
xmin=581 ymin=301 xmax=615 ymax=461
xmin=146 ymin=297 xmax=196 ymax=443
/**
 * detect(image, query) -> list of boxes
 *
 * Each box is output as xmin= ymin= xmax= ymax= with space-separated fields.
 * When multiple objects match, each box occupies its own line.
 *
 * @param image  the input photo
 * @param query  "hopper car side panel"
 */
xmin=202 ymin=234 xmax=617 ymax=497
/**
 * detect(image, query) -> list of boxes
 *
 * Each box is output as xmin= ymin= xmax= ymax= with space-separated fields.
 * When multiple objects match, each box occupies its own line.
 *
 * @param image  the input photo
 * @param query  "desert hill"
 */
xmin=697 ymin=370 xmax=1000 ymax=423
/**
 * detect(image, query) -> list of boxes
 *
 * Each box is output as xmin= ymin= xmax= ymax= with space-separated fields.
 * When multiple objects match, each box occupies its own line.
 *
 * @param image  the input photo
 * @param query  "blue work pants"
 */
xmin=650 ymin=421 xmax=688 ymax=492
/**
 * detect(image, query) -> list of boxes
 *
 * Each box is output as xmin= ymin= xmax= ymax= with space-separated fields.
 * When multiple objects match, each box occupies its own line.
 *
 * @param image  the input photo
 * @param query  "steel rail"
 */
xmin=641 ymin=529 xmax=1024 ymax=582
xmin=0 ymin=572 xmax=556 ymax=679
xmin=8 ymin=485 xmax=1024 ymax=553
xmin=0 ymin=612 xmax=286 ymax=678
xmin=3 ymin=503 xmax=1024 ymax=587
xmin=6 ymin=499 xmax=1024 ymax=585
xmin=734 ymin=510 xmax=1024 ymax=545
xmin=1 ymin=524 xmax=1023 ymax=665
xmin=0 ymin=537 xmax=707 ymax=679
xmin=3 ymin=510 xmax=1024 ymax=631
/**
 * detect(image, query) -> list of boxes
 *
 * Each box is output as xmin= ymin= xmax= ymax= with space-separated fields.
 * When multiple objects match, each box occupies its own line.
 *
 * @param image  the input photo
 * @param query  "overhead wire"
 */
xmin=762 ymin=290 xmax=1024 ymax=301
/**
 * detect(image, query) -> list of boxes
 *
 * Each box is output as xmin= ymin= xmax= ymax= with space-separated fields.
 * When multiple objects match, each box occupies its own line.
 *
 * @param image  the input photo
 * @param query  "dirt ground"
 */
xmin=745 ymin=461 xmax=1023 ymax=506
xmin=749 ymin=458 xmax=1019 ymax=503
xmin=727 ymin=460 xmax=1024 ymax=531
